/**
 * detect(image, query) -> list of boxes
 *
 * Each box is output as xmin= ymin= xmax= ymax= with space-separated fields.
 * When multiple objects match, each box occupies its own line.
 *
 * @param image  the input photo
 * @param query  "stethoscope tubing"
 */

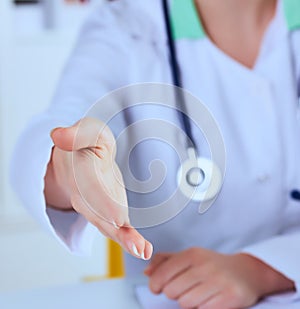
xmin=162 ymin=0 xmax=196 ymax=150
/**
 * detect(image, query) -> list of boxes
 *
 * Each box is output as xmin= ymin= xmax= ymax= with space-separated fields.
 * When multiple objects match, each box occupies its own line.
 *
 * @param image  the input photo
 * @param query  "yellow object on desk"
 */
xmin=107 ymin=238 xmax=125 ymax=279
xmin=82 ymin=238 xmax=124 ymax=282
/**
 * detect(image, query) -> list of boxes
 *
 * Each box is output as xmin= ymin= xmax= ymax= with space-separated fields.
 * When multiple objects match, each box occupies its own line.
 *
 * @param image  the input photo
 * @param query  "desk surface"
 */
xmin=1 ymin=278 xmax=299 ymax=309
xmin=0 ymin=278 xmax=142 ymax=309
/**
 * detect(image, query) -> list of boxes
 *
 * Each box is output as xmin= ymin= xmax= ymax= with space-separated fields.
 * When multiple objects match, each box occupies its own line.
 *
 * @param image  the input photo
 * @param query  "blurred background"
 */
xmin=0 ymin=0 xmax=107 ymax=293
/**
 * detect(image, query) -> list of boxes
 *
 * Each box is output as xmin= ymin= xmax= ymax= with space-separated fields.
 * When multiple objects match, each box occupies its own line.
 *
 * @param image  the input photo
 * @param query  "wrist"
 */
xmin=44 ymin=146 xmax=74 ymax=210
xmin=236 ymin=253 xmax=295 ymax=298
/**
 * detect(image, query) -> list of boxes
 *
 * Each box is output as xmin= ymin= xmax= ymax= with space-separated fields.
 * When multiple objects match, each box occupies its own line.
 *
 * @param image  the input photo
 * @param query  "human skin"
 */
xmin=45 ymin=118 xmax=153 ymax=260
xmin=44 ymin=0 xmax=295 ymax=305
xmin=145 ymin=249 xmax=295 ymax=309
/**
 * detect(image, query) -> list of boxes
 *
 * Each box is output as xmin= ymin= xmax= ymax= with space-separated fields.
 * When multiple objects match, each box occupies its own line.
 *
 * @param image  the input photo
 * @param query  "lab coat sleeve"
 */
xmin=241 ymin=231 xmax=300 ymax=302
xmin=10 ymin=1 xmax=132 ymax=255
xmin=240 ymin=30 xmax=300 ymax=302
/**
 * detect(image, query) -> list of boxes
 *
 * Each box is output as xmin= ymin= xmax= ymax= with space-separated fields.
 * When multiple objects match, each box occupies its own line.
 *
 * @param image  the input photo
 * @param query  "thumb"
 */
xmin=50 ymin=117 xmax=116 ymax=153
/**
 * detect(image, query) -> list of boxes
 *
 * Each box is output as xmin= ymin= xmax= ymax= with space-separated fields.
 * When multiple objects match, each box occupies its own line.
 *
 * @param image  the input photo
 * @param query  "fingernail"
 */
xmin=149 ymin=243 xmax=153 ymax=257
xmin=141 ymin=251 xmax=146 ymax=260
xmin=112 ymin=221 xmax=120 ymax=230
xmin=132 ymin=244 xmax=140 ymax=257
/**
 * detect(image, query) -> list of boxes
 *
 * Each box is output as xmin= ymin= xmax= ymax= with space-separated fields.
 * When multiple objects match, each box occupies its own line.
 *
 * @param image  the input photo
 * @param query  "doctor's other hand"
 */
xmin=144 ymin=248 xmax=295 ymax=309
xmin=44 ymin=117 xmax=153 ymax=260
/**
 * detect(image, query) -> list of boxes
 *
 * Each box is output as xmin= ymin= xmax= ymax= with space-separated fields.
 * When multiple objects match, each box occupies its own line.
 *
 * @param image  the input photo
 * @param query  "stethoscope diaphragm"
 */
xmin=177 ymin=148 xmax=223 ymax=202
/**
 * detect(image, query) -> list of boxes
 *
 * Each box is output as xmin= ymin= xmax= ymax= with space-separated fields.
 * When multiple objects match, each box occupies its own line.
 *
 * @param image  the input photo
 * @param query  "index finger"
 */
xmin=148 ymin=251 xmax=193 ymax=294
xmin=144 ymin=252 xmax=173 ymax=276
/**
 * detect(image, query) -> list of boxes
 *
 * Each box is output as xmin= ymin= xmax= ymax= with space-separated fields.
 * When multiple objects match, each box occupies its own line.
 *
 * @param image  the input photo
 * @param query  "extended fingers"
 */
xmin=118 ymin=226 xmax=153 ymax=260
xmin=71 ymin=193 xmax=153 ymax=260
xmin=71 ymin=158 xmax=129 ymax=227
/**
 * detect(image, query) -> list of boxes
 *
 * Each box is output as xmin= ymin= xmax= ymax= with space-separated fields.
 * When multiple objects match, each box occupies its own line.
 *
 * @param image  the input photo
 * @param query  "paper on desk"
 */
xmin=135 ymin=285 xmax=300 ymax=309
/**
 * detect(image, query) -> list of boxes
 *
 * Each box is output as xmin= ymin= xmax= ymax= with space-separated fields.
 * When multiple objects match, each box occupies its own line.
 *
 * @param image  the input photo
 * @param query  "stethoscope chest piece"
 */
xmin=177 ymin=148 xmax=223 ymax=202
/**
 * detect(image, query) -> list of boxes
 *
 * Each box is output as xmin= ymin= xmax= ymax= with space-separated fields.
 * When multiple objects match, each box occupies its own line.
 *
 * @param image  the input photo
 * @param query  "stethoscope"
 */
xmin=162 ymin=0 xmax=300 ymax=203
xmin=162 ymin=0 xmax=223 ymax=202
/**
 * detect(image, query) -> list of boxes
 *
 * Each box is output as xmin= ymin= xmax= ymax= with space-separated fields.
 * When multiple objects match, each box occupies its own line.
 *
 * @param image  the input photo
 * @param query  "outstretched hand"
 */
xmin=45 ymin=117 xmax=153 ymax=260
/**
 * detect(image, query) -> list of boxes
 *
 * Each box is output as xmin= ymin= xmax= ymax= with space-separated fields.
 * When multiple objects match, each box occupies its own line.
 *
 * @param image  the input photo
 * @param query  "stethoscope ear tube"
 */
xmin=162 ymin=0 xmax=182 ymax=88
xmin=162 ymin=0 xmax=225 ymax=205
xmin=162 ymin=0 xmax=195 ymax=150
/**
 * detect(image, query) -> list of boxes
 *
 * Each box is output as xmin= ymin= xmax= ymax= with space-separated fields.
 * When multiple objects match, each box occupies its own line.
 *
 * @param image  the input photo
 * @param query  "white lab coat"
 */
xmin=11 ymin=0 xmax=300 ymax=300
